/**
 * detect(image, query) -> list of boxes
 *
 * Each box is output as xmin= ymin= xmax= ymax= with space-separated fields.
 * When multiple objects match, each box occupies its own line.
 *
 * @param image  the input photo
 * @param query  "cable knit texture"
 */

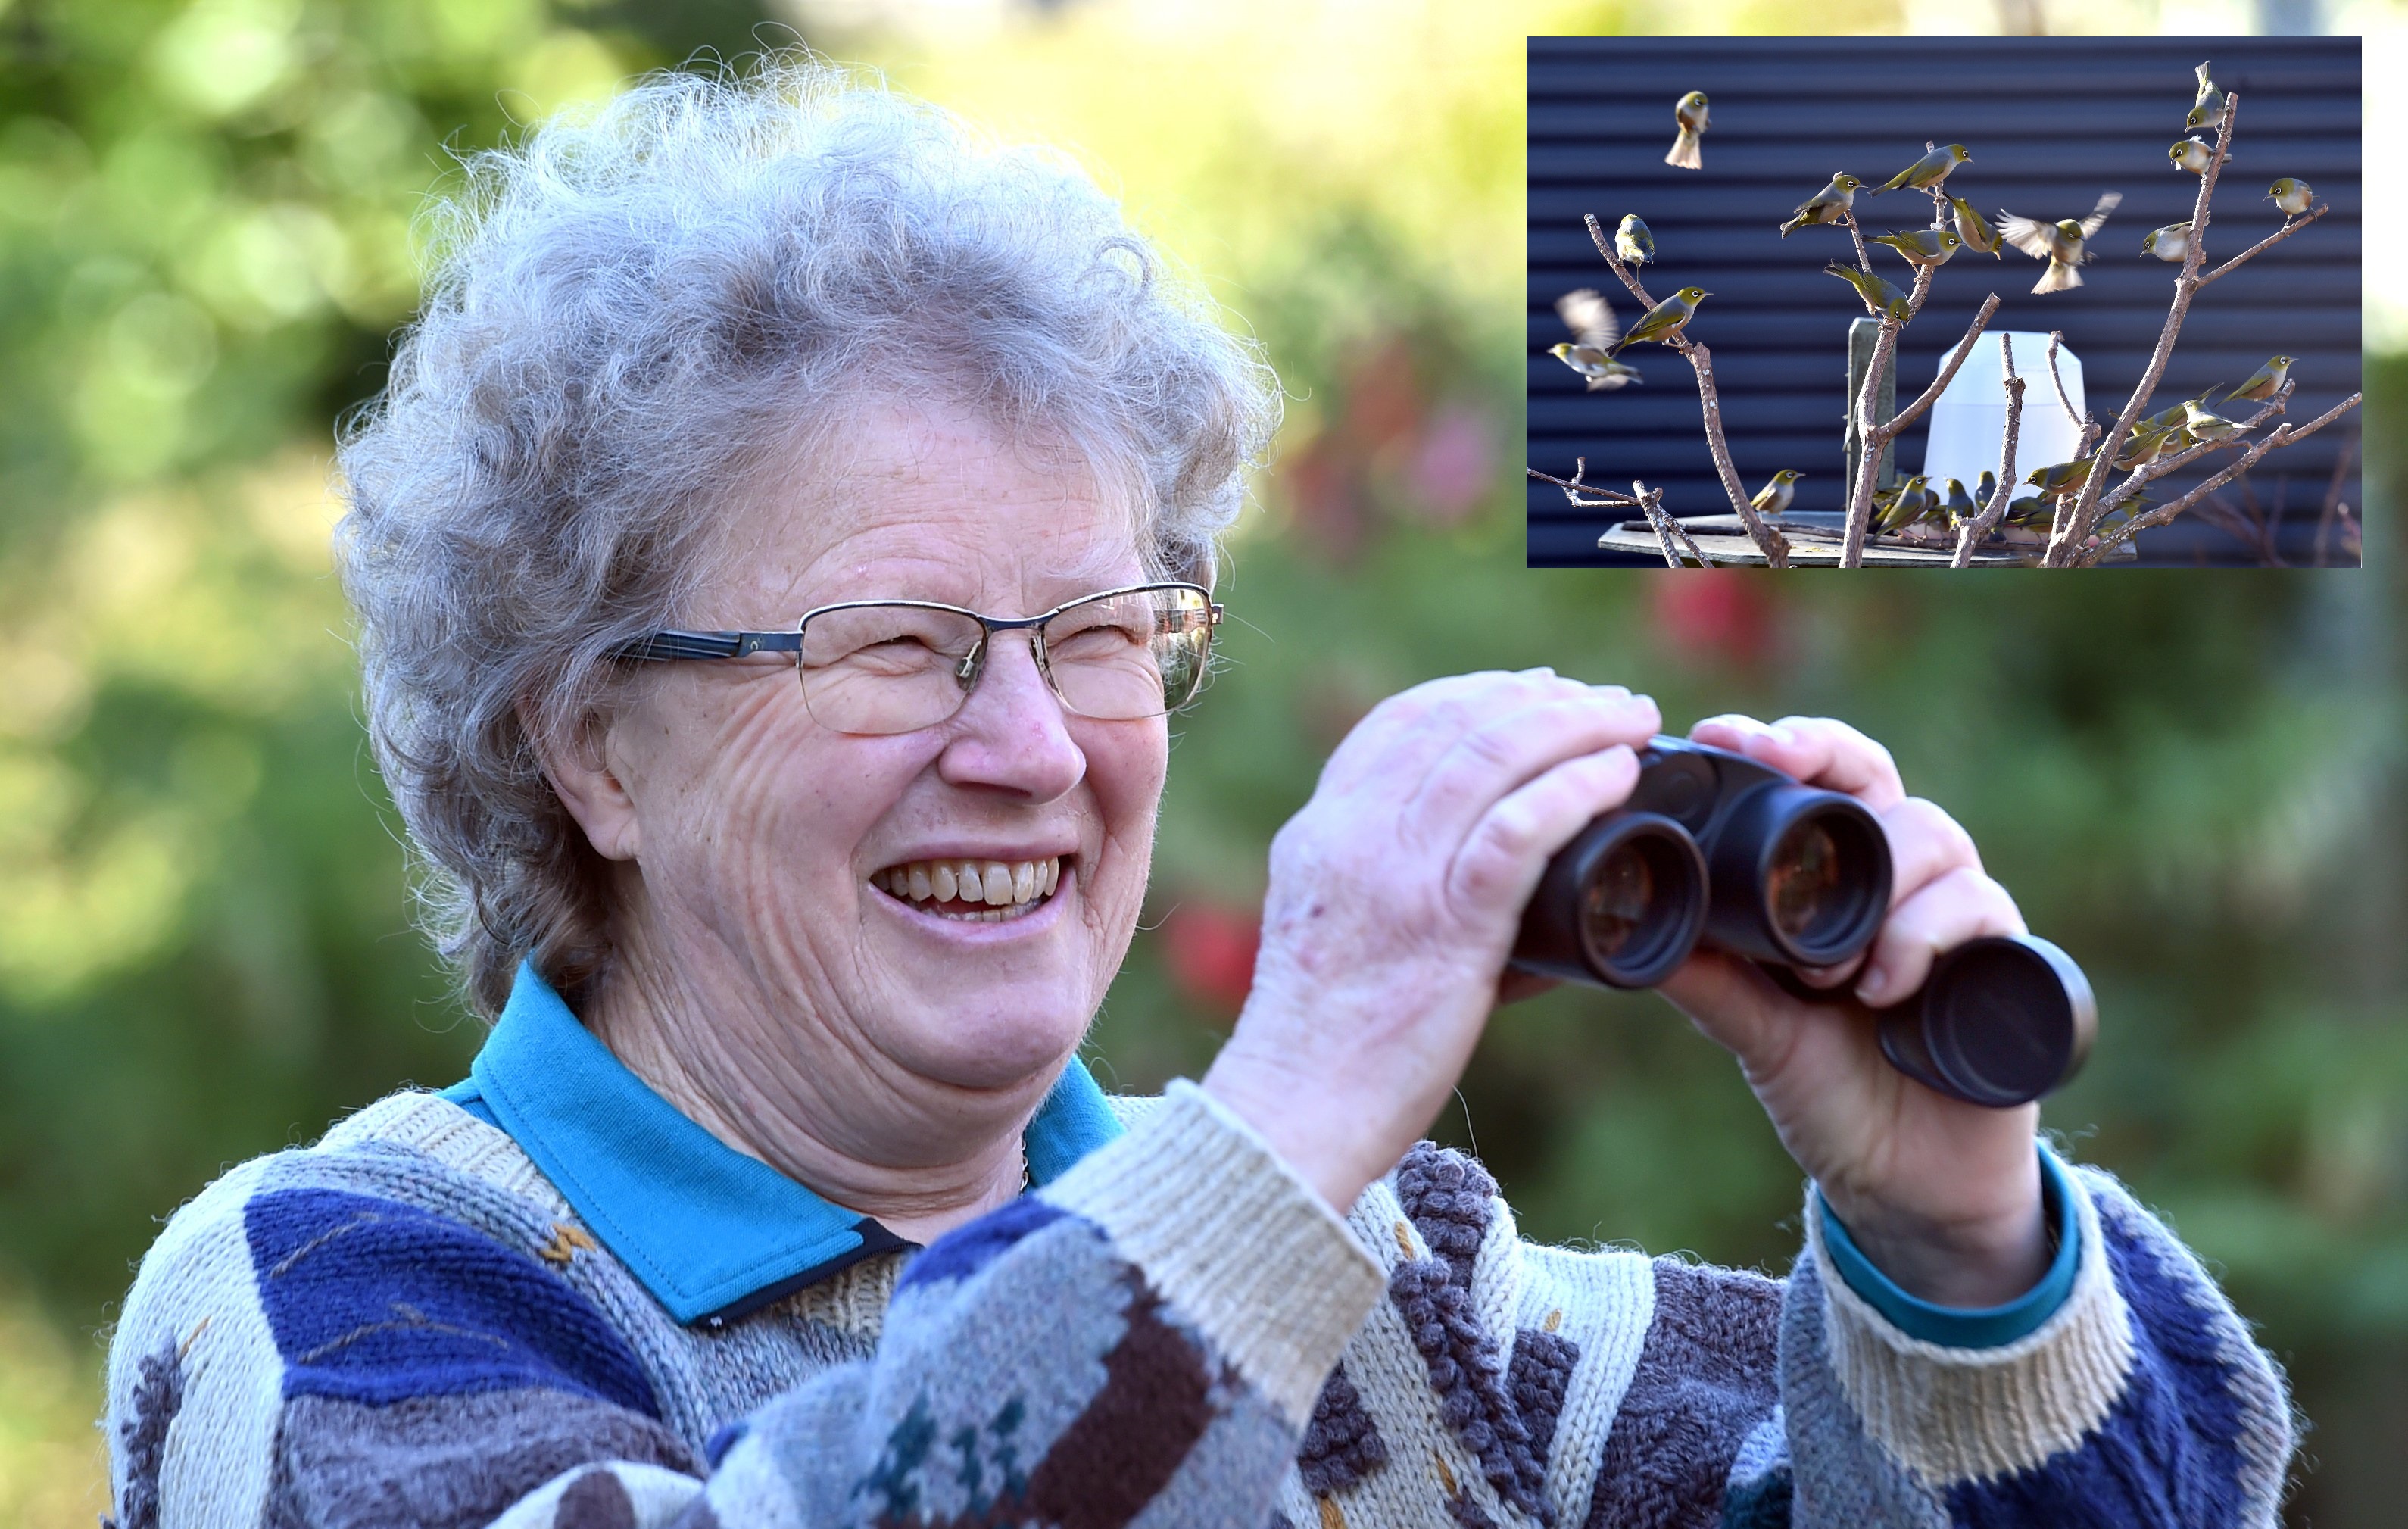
xmin=105 ymin=1090 xmax=2297 ymax=1528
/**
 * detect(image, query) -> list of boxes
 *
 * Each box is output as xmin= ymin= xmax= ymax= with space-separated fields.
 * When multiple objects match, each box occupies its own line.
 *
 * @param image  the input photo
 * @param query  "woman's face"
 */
xmin=597 ymin=397 xmax=1169 ymax=1109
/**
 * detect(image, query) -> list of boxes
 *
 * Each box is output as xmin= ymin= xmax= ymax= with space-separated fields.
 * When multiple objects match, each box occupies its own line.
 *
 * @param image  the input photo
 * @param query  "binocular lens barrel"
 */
xmin=1701 ymin=787 xmax=1891 ymax=969
xmin=1514 ymin=813 xmax=1707 ymax=989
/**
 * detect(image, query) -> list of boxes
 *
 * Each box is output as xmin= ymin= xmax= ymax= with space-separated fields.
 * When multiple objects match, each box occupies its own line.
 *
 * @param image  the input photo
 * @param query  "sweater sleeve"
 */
xmin=1764 ymin=1152 xmax=2297 ymax=1528
xmin=104 ymin=1081 xmax=1383 ymax=1529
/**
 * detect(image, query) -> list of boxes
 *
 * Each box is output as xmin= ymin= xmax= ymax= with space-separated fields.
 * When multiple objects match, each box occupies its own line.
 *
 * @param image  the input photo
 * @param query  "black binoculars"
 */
xmin=1511 ymin=736 xmax=2095 ymax=1108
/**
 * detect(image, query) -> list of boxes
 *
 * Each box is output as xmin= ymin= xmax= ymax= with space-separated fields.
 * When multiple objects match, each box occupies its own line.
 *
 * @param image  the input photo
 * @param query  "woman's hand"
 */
xmin=1203 ymin=671 xmax=1661 ymax=1214
xmin=1661 ymin=714 xmax=2048 ymax=1309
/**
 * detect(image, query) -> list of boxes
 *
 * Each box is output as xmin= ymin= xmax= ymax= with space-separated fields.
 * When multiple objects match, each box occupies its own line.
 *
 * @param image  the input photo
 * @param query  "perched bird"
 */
xmin=2169 ymin=137 xmax=2222 ymax=175
xmin=2268 ymin=178 xmax=2313 ymax=217
xmin=1548 ymin=289 xmax=1644 ymax=391
xmin=2224 ymin=354 xmax=2292 ymax=403
xmin=2187 ymin=61 xmax=2225 ymax=131
xmin=1975 ymin=469 xmax=1997 ymax=507
xmin=1667 ymin=91 xmax=1710 ymax=170
xmin=1824 ymin=261 xmax=1914 ymax=323
xmin=2111 ymin=423 xmax=2178 ymax=470
xmin=1867 ymin=226 xmax=1964 ymax=267
xmin=1782 ymin=173 xmax=1865 ymax=236
xmin=1948 ymin=196 xmax=2004 ymax=257
xmin=1615 ymin=214 xmax=1656 ymax=267
xmin=1750 ymin=469 xmax=1804 ymax=520
xmin=2025 ymin=457 xmax=2098 ymax=498
xmin=1876 ymin=144 xmax=1972 ymax=194
xmin=1998 ymin=192 xmax=2122 ymax=294
xmin=2140 ymin=221 xmax=2192 ymax=261
xmin=1612 ymin=286 xmax=1711 ymax=354
xmin=1875 ymin=476 xmax=1935 ymax=535
xmin=2001 ymin=495 xmax=2052 ymax=530
xmin=2182 ymin=400 xmax=2254 ymax=443
xmin=1939 ymin=476 xmax=1977 ymax=531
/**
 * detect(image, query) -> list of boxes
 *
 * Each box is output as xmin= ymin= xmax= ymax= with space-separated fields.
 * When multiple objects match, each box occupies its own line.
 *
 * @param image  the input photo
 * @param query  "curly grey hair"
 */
xmin=335 ymin=56 xmax=1281 ymax=1019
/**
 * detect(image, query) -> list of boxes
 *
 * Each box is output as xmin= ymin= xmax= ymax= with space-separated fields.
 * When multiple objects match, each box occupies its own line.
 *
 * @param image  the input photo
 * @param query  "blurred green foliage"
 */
xmin=0 ymin=2 xmax=2400 ymax=1525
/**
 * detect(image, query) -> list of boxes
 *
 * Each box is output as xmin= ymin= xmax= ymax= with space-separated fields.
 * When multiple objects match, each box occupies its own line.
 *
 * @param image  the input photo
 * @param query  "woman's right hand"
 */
xmin=1201 ymin=669 xmax=1661 ymax=1212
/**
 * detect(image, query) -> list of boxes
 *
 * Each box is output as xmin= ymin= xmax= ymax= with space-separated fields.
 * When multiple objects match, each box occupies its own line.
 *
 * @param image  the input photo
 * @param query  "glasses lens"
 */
xmin=1580 ymin=840 xmax=1657 ymax=960
xmin=1767 ymin=817 xmax=1847 ymax=944
xmin=797 ymin=604 xmax=986 ymax=735
xmin=1043 ymin=586 xmax=1213 ymax=720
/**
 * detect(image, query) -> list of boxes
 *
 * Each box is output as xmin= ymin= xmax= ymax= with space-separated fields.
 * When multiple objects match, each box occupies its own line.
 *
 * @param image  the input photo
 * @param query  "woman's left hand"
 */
xmin=1657 ymin=713 xmax=2049 ymax=1309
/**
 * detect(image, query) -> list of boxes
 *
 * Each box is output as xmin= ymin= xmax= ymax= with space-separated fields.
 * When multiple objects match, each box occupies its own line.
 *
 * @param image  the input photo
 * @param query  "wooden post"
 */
xmin=1846 ymin=317 xmax=1897 ymax=498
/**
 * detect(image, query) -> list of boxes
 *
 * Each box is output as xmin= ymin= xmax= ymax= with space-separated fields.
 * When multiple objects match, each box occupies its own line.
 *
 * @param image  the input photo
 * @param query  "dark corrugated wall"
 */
xmin=1527 ymin=36 xmax=2363 ymax=566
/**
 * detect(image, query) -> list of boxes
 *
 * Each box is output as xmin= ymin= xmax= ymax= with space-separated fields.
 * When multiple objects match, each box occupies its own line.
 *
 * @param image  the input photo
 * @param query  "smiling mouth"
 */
xmin=872 ymin=856 xmax=1065 ymax=922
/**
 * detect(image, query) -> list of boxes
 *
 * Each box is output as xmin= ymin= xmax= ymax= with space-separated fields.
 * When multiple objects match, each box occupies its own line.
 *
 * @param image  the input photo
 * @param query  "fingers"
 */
xmin=1405 ymin=688 xmax=1658 ymax=844
xmin=1445 ymin=744 xmax=1642 ymax=919
xmin=1879 ymin=795 xmax=1983 ymax=911
xmin=1854 ymin=864 xmax=2026 ymax=1006
xmin=1319 ymin=669 xmax=1601 ymax=795
xmin=1688 ymin=714 xmax=1905 ymax=811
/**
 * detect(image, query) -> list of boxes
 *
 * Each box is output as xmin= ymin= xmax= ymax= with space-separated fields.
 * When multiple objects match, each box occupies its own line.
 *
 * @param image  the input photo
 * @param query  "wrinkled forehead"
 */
xmin=695 ymin=394 xmax=1151 ymax=626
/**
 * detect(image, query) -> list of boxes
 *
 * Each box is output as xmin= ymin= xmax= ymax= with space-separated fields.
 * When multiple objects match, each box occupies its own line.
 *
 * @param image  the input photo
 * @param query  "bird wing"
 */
xmin=2077 ymin=192 xmax=2123 ymax=239
xmin=1995 ymin=211 xmax=2061 ymax=261
xmin=1555 ymin=289 xmax=1620 ymax=350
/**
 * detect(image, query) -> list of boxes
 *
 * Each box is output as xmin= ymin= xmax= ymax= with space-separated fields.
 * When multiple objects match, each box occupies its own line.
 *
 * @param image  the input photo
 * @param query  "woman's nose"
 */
xmin=936 ymin=631 xmax=1086 ymax=798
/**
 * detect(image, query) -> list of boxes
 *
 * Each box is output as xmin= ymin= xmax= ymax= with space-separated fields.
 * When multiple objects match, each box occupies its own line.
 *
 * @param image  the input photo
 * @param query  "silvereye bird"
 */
xmin=1667 ymin=91 xmax=1709 ymax=170
xmin=1824 ymin=261 xmax=1913 ymax=323
xmin=2025 ymin=458 xmax=2098 ymax=497
xmin=1875 ymin=144 xmax=1972 ymax=194
xmin=1867 ymin=227 xmax=1963 ymax=267
xmin=2169 ymin=137 xmax=2221 ymax=175
xmin=2001 ymin=495 xmax=2051 ymax=530
xmin=1616 ymin=214 xmax=1656 ymax=267
xmin=2268 ymin=178 xmax=2313 ymax=217
xmin=1782 ymin=173 xmax=1864 ymax=236
xmin=2111 ymin=423 xmax=2177 ymax=470
xmin=2140 ymin=221 xmax=2192 ymax=261
xmin=1949 ymin=196 xmax=2004 ymax=257
xmin=1939 ymin=476 xmax=1977 ymax=531
xmin=1975 ymin=469 xmax=1997 ymax=506
xmin=2181 ymin=400 xmax=2253 ymax=442
xmin=1750 ymin=469 xmax=1804 ymax=519
xmin=2187 ymin=61 xmax=2225 ymax=130
xmin=1875 ymin=475 xmax=1934 ymax=535
xmin=2224 ymin=355 xmax=2292 ymax=403
xmin=1549 ymin=289 xmax=1644 ymax=391
xmin=1998 ymin=192 xmax=2121 ymax=294
xmin=1612 ymin=286 xmax=1710 ymax=354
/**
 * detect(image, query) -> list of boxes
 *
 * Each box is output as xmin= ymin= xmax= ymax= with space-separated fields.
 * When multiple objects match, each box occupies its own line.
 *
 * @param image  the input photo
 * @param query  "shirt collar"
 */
xmin=456 ymin=962 xmax=1124 ymax=1328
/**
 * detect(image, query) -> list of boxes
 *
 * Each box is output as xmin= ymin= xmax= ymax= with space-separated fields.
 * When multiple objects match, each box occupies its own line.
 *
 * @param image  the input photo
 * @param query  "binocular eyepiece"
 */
xmin=1511 ymin=737 xmax=2095 ymax=1108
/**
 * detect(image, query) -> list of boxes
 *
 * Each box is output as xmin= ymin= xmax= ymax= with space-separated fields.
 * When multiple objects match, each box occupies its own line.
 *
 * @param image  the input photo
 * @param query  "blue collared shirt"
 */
xmin=438 ymin=963 xmax=1124 ymax=1328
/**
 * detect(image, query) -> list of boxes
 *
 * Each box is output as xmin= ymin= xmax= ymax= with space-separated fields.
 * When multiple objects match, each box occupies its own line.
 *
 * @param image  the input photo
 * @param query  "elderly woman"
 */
xmin=107 ymin=61 xmax=2291 ymax=1529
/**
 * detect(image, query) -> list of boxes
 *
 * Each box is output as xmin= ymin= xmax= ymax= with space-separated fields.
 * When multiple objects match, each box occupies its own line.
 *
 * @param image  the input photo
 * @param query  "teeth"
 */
xmin=871 ymin=855 xmax=1065 ymax=917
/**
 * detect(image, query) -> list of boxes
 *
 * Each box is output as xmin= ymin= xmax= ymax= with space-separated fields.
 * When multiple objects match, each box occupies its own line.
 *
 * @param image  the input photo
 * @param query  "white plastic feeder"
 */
xmin=1919 ymin=331 xmax=2084 ymax=495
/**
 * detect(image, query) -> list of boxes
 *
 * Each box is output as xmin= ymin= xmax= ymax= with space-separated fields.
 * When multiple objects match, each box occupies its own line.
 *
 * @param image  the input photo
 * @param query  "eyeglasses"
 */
xmin=612 ymin=582 xmax=1221 ymax=737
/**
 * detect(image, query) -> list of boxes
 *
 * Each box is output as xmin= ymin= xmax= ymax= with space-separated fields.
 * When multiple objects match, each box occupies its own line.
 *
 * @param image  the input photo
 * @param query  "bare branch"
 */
xmin=2082 ymin=391 xmax=2363 ymax=563
xmin=1842 ymin=210 xmax=1876 ymax=280
xmin=1527 ymin=460 xmax=1637 ymax=506
xmin=2315 ymin=424 xmax=2360 ymax=566
xmin=1673 ymin=339 xmax=1791 ymax=564
xmin=2200 ymin=201 xmax=2331 ymax=286
xmin=1630 ymin=479 xmax=1708 ymax=566
xmin=1954 ymin=334 xmax=2024 ymax=566
xmin=1877 ymin=294 xmax=2001 ymax=444
xmin=2046 ymin=89 xmax=2238 ymax=563
xmin=2043 ymin=330 xmax=2097 ymax=457
xmin=2098 ymin=385 xmax=2293 ymax=513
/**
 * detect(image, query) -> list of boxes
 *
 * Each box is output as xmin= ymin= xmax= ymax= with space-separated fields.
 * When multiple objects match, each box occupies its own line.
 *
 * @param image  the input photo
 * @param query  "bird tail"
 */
xmin=1666 ymin=127 xmax=1702 ymax=170
xmin=2032 ymin=258 xmax=2082 ymax=295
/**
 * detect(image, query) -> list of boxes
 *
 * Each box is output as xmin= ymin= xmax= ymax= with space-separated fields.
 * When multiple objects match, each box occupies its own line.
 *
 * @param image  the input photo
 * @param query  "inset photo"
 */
xmin=1527 ymin=37 xmax=2362 ymax=566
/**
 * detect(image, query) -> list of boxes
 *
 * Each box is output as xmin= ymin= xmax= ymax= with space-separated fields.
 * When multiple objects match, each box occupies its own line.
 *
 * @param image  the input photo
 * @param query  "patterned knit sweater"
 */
xmin=104 ymin=983 xmax=2297 ymax=1529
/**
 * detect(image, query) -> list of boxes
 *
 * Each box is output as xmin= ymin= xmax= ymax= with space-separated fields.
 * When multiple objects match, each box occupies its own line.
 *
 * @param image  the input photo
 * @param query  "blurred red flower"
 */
xmin=1159 ymin=898 xmax=1262 ymax=1017
xmin=1651 ymin=569 xmax=1774 ymax=671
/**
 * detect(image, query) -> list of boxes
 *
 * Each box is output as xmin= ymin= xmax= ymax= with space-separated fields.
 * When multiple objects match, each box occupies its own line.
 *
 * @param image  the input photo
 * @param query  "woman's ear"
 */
xmin=525 ymin=701 xmax=642 ymax=863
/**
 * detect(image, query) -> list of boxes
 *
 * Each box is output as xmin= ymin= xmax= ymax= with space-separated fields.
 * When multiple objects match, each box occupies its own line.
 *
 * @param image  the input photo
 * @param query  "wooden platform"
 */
xmin=1597 ymin=512 xmax=2135 ymax=567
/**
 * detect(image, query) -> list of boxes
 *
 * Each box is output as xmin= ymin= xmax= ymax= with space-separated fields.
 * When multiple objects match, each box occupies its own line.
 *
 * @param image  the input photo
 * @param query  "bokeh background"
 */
xmin=0 ymin=1 xmax=2401 ymax=1524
